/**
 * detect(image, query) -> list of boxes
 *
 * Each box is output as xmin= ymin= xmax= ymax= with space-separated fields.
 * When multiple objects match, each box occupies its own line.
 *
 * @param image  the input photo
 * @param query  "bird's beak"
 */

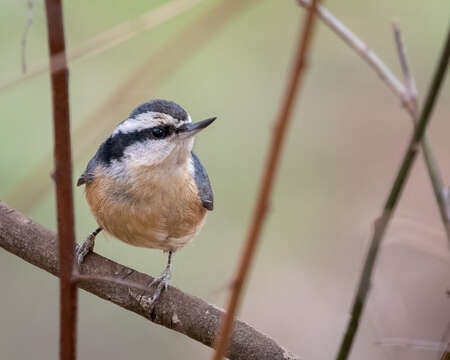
xmin=176 ymin=117 xmax=216 ymax=139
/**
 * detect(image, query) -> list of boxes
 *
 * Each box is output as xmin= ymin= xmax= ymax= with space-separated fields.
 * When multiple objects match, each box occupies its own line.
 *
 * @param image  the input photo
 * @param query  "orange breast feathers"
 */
xmin=84 ymin=165 xmax=207 ymax=252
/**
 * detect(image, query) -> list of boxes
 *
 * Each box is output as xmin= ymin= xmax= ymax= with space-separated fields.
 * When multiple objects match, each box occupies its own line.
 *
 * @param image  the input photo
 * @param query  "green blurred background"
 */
xmin=1 ymin=0 xmax=449 ymax=359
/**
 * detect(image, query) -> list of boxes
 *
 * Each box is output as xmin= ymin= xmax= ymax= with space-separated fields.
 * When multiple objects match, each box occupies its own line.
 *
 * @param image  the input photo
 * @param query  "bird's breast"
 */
xmin=85 ymin=165 xmax=207 ymax=251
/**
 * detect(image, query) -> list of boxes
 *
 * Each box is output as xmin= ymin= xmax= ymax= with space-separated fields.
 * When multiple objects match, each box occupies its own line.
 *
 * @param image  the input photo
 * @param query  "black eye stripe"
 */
xmin=98 ymin=126 xmax=174 ymax=164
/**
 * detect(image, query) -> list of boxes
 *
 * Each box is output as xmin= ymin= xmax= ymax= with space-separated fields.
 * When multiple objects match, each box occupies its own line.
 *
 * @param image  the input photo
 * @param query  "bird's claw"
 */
xmin=76 ymin=233 xmax=96 ymax=266
xmin=150 ymin=265 xmax=172 ymax=303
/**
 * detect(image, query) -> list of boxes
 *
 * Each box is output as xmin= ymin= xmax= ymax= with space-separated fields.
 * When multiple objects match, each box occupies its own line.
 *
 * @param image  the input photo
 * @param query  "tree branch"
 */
xmin=0 ymin=202 xmax=299 ymax=360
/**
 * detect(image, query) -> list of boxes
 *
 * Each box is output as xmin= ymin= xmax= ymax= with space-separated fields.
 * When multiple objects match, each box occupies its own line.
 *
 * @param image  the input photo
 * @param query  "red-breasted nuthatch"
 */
xmin=76 ymin=99 xmax=215 ymax=301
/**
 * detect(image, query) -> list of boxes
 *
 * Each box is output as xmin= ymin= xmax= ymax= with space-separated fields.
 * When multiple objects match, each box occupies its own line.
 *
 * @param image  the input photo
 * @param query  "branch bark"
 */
xmin=0 ymin=202 xmax=299 ymax=360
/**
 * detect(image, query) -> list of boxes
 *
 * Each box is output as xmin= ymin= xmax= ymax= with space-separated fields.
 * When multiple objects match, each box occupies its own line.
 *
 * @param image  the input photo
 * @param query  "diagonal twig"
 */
xmin=211 ymin=1 xmax=321 ymax=359
xmin=44 ymin=0 xmax=77 ymax=359
xmin=393 ymin=23 xmax=418 ymax=113
xmin=297 ymin=0 xmax=450 ymax=248
xmin=297 ymin=0 xmax=410 ymax=111
xmin=335 ymin=26 xmax=450 ymax=360
xmin=21 ymin=0 xmax=36 ymax=74
xmin=375 ymin=338 xmax=448 ymax=352
xmin=0 ymin=202 xmax=299 ymax=360
xmin=393 ymin=23 xmax=450 ymax=248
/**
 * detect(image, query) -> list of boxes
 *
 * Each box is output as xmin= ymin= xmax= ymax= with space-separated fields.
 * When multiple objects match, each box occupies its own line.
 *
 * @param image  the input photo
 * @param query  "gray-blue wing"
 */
xmin=191 ymin=152 xmax=214 ymax=211
xmin=77 ymin=154 xmax=100 ymax=186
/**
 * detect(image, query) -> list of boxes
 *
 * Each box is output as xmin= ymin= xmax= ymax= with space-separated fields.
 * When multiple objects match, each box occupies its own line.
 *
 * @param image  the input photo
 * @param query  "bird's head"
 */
xmin=97 ymin=100 xmax=215 ymax=176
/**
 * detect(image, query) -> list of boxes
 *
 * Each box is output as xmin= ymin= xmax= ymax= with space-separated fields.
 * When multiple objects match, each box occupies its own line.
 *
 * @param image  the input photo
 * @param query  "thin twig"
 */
xmin=0 ymin=0 xmax=203 ymax=92
xmin=335 ymin=26 xmax=450 ymax=360
xmin=393 ymin=22 xmax=418 ymax=113
xmin=375 ymin=338 xmax=448 ymax=352
xmin=393 ymin=24 xmax=450 ymax=249
xmin=21 ymin=0 xmax=35 ymax=74
xmin=44 ymin=1 xmax=77 ymax=359
xmin=297 ymin=0 xmax=410 ymax=112
xmin=297 ymin=0 xmax=450 ymax=248
xmin=211 ymin=2 xmax=320 ymax=359
xmin=0 ymin=202 xmax=299 ymax=360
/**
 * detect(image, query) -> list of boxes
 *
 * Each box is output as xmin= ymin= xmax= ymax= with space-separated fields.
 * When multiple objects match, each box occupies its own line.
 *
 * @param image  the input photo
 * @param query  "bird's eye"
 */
xmin=151 ymin=127 xmax=167 ymax=139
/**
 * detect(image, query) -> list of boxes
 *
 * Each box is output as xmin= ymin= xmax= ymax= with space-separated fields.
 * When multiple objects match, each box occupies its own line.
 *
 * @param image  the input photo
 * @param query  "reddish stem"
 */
xmin=211 ymin=1 xmax=320 ymax=359
xmin=44 ymin=1 xmax=77 ymax=359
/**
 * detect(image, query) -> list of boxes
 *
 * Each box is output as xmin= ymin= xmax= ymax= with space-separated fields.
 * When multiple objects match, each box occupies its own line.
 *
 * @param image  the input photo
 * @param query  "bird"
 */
xmin=76 ymin=99 xmax=215 ymax=302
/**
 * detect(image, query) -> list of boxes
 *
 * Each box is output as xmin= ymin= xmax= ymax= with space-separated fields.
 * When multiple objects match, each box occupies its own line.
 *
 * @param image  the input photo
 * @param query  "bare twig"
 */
xmin=44 ymin=1 xmax=77 ymax=359
xmin=375 ymin=338 xmax=448 ymax=352
xmin=1 ymin=0 xmax=203 ymax=92
xmin=335 ymin=26 xmax=450 ymax=360
xmin=297 ymin=0 xmax=410 ymax=112
xmin=6 ymin=0 xmax=257 ymax=213
xmin=393 ymin=24 xmax=450 ymax=249
xmin=211 ymin=1 xmax=320 ymax=359
xmin=21 ymin=0 xmax=35 ymax=74
xmin=297 ymin=0 xmax=450 ymax=248
xmin=392 ymin=23 xmax=418 ymax=113
xmin=0 ymin=202 xmax=299 ymax=360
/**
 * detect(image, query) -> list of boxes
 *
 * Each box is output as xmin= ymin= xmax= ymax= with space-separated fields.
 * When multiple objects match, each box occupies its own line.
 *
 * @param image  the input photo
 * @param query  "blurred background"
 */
xmin=1 ymin=0 xmax=449 ymax=359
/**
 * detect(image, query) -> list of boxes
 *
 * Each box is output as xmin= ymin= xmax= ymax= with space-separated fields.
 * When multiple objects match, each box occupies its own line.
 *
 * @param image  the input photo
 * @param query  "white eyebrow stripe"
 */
xmin=112 ymin=111 xmax=192 ymax=136
xmin=112 ymin=112 xmax=163 ymax=136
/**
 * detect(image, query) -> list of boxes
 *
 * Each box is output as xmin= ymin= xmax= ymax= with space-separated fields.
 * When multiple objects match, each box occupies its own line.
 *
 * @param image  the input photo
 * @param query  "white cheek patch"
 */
xmin=124 ymin=139 xmax=176 ymax=167
xmin=104 ymin=139 xmax=177 ymax=181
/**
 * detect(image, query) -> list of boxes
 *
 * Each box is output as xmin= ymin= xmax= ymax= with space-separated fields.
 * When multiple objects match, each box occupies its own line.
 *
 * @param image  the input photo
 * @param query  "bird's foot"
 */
xmin=76 ymin=227 xmax=102 ymax=266
xmin=150 ymin=263 xmax=172 ymax=303
xmin=76 ymin=230 xmax=99 ymax=266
